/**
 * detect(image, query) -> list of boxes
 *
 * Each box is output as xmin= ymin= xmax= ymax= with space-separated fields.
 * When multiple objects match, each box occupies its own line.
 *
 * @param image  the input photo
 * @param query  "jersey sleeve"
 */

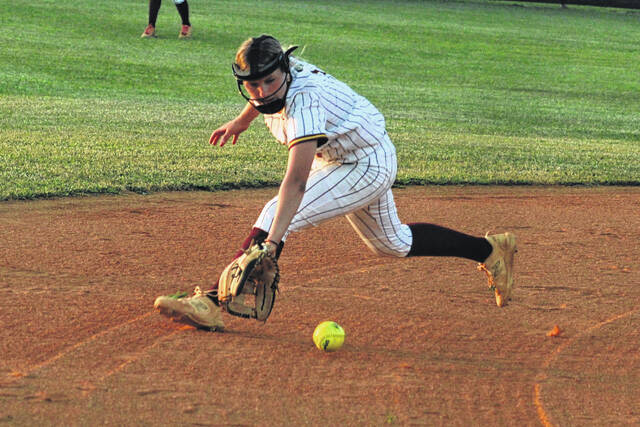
xmin=285 ymin=91 xmax=329 ymax=150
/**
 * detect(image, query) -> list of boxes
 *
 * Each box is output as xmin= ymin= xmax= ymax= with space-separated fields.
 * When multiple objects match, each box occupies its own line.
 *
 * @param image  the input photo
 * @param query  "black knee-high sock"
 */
xmin=407 ymin=223 xmax=492 ymax=262
xmin=175 ymin=1 xmax=191 ymax=26
xmin=148 ymin=0 xmax=161 ymax=26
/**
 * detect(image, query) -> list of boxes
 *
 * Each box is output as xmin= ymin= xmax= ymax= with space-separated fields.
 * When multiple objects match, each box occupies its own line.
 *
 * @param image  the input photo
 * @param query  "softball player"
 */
xmin=141 ymin=0 xmax=192 ymax=39
xmin=154 ymin=35 xmax=517 ymax=331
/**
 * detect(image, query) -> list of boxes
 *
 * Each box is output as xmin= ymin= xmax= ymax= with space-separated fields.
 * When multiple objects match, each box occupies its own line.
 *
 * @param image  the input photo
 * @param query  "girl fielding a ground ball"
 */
xmin=154 ymin=35 xmax=517 ymax=331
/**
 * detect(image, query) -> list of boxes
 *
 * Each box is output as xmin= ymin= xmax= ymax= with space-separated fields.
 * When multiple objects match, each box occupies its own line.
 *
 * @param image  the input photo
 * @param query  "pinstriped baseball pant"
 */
xmin=254 ymin=151 xmax=413 ymax=257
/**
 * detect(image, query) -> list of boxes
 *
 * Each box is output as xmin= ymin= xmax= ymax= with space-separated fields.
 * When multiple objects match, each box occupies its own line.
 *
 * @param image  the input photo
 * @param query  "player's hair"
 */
xmin=235 ymin=36 xmax=284 ymax=74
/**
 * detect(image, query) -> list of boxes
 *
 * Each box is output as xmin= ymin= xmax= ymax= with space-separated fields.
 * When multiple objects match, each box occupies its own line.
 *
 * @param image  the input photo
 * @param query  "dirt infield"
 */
xmin=1 ymin=186 xmax=638 ymax=426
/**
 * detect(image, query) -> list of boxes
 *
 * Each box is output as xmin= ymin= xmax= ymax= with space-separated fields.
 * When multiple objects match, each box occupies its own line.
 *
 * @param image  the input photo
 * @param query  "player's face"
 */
xmin=242 ymin=69 xmax=288 ymax=104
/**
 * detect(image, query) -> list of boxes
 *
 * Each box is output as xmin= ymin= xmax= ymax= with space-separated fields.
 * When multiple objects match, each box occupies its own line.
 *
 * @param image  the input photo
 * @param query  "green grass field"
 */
xmin=1 ymin=0 xmax=638 ymax=200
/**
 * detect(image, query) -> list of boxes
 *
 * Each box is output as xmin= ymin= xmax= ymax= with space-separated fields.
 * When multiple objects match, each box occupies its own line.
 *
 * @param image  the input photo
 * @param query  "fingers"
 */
xmin=209 ymin=130 xmax=234 ymax=147
xmin=209 ymin=130 xmax=221 ymax=145
xmin=219 ymin=132 xmax=230 ymax=147
xmin=210 ymin=124 xmax=242 ymax=147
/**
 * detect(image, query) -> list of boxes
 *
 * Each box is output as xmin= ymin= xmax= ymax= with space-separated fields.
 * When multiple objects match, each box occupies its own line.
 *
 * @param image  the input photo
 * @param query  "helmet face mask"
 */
xmin=232 ymin=36 xmax=298 ymax=114
xmin=236 ymin=74 xmax=289 ymax=114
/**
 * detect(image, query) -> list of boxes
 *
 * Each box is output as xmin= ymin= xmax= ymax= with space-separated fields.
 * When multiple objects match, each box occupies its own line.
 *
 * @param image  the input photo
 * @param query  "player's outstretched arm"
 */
xmin=209 ymin=104 xmax=260 ymax=147
xmin=266 ymin=140 xmax=317 ymax=246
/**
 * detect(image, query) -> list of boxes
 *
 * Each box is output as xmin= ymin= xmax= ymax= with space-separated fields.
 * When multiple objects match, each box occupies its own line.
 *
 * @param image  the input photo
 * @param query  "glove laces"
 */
xmin=477 ymin=263 xmax=496 ymax=292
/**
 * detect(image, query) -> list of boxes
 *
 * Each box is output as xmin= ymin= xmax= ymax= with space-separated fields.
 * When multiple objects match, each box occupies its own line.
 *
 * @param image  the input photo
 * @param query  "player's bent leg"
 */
xmin=352 ymin=201 xmax=518 ymax=307
xmin=345 ymin=190 xmax=411 ymax=257
xmin=478 ymin=233 xmax=517 ymax=307
xmin=154 ymin=287 xmax=224 ymax=331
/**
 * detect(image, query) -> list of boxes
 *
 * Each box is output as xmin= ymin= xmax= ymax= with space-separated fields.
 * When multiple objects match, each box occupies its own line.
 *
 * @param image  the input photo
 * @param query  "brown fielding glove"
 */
xmin=217 ymin=242 xmax=280 ymax=321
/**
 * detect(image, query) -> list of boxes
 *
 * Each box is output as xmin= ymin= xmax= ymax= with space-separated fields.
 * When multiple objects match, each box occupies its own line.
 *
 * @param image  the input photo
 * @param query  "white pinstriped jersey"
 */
xmin=263 ymin=59 xmax=393 ymax=163
xmin=254 ymin=59 xmax=413 ymax=257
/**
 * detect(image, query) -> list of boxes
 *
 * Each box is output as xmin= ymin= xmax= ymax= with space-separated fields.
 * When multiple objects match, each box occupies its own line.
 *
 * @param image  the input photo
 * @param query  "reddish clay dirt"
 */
xmin=0 ymin=186 xmax=638 ymax=426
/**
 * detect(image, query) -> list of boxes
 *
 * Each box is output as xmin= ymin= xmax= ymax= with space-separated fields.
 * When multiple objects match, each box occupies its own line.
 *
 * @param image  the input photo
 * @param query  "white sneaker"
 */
xmin=154 ymin=287 xmax=224 ymax=331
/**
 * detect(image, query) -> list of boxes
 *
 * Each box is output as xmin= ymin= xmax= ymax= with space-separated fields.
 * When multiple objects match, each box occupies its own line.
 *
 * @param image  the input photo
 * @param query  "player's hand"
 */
xmin=209 ymin=119 xmax=249 ymax=147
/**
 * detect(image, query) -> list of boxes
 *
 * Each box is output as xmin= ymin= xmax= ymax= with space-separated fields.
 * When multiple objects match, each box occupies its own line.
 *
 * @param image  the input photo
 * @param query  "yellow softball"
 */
xmin=313 ymin=321 xmax=345 ymax=352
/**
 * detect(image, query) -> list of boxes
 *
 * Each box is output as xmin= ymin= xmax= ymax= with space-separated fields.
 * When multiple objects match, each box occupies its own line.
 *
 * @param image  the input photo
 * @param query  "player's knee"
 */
xmin=365 ymin=243 xmax=407 ymax=258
